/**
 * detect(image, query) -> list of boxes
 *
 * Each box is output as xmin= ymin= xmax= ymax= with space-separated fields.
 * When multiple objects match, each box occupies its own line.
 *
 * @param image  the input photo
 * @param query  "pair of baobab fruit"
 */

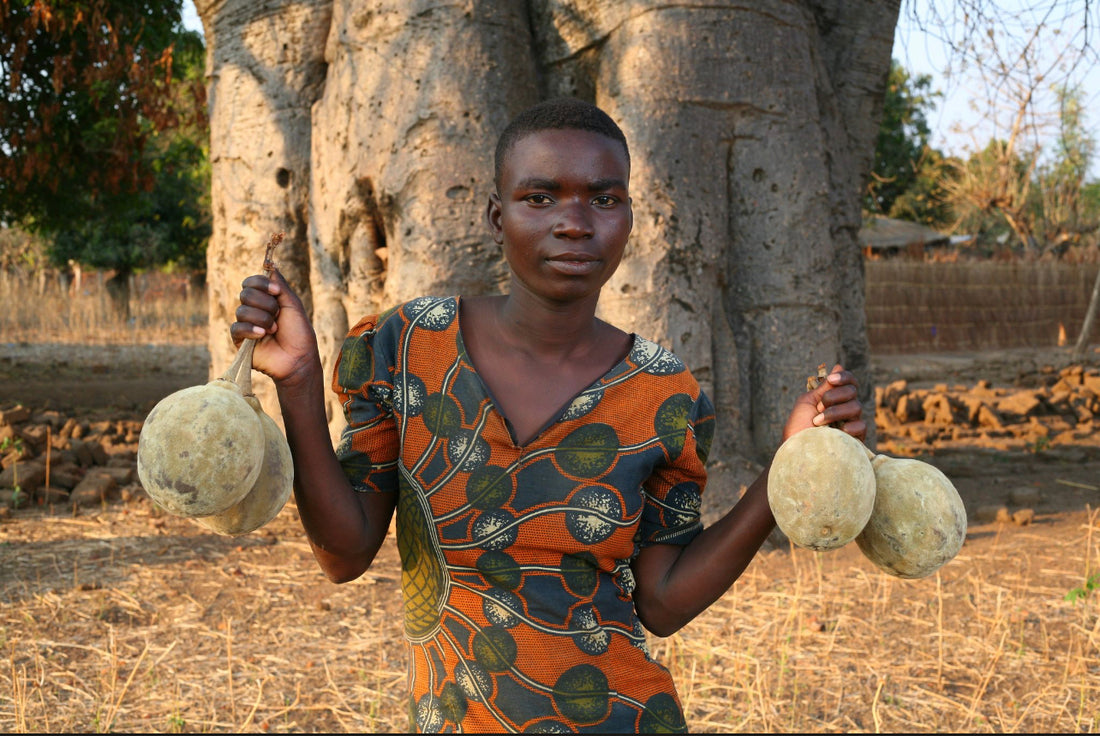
xmin=767 ymin=366 xmax=967 ymax=579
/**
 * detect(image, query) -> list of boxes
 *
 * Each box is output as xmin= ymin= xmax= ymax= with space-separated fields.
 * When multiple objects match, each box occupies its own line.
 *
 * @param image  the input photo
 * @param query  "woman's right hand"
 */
xmin=231 ymin=268 xmax=320 ymax=387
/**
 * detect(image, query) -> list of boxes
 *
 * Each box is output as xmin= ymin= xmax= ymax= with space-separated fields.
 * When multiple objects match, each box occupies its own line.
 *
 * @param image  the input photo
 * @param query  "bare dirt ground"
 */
xmin=1 ymin=342 xmax=1098 ymax=732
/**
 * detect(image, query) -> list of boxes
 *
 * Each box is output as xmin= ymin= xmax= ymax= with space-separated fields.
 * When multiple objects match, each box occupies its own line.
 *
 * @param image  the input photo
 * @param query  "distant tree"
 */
xmin=899 ymin=0 xmax=1099 ymax=254
xmin=0 ymin=0 xmax=208 ymax=307
xmin=1034 ymin=87 xmax=1098 ymax=254
xmin=865 ymin=61 xmax=942 ymax=216
xmin=1085 ymin=181 xmax=1100 ymax=219
xmin=0 ymin=223 xmax=46 ymax=273
xmin=942 ymin=138 xmax=1035 ymax=251
xmin=942 ymin=88 xmax=1099 ymax=257
xmin=882 ymin=146 xmax=956 ymax=229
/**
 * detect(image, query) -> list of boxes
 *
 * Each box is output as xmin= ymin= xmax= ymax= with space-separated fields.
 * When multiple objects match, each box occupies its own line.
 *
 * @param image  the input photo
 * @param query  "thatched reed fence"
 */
xmin=865 ymin=261 xmax=1099 ymax=353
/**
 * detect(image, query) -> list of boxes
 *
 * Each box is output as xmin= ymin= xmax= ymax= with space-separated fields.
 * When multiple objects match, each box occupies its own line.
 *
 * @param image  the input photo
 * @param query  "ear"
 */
xmin=486 ymin=191 xmax=504 ymax=244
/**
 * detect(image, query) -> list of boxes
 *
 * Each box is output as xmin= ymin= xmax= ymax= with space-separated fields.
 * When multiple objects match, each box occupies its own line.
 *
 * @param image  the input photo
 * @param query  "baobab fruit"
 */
xmin=192 ymin=395 xmax=293 ymax=536
xmin=856 ymin=455 xmax=966 ymax=579
xmin=136 ymin=368 xmax=264 ymax=517
xmin=767 ymin=425 xmax=876 ymax=551
xmin=137 ymin=233 xmax=289 ymax=524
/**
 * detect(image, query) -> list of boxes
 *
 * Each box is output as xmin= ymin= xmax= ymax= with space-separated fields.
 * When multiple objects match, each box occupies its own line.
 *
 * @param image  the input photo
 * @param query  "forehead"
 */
xmin=499 ymin=128 xmax=630 ymax=184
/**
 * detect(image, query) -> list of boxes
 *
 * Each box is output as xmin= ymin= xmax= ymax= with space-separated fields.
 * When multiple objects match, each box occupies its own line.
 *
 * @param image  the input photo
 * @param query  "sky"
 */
xmin=182 ymin=0 xmax=1100 ymax=179
xmin=892 ymin=1 xmax=1100 ymax=179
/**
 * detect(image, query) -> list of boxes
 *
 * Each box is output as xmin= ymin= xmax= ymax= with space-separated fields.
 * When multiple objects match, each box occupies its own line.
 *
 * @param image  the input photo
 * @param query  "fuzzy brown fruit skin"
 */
xmin=137 ymin=380 xmax=265 ymax=517
xmin=192 ymin=399 xmax=294 ymax=536
xmin=856 ymin=456 xmax=967 ymax=579
xmin=767 ymin=426 xmax=877 ymax=551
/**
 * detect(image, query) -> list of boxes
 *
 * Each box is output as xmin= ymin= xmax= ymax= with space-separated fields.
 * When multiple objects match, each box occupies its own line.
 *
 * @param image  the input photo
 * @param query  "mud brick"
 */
xmin=0 ymin=405 xmax=31 ymax=426
xmin=93 ymin=466 xmax=135 ymax=485
xmin=922 ymin=394 xmax=957 ymax=425
xmin=31 ymin=411 xmax=64 ymax=428
xmin=895 ymin=393 xmax=920 ymax=423
xmin=68 ymin=438 xmax=96 ymax=467
xmin=34 ymin=486 xmax=70 ymax=505
xmin=0 ymin=488 xmax=31 ymax=509
xmin=47 ymin=464 xmax=82 ymax=490
xmin=59 ymin=417 xmax=80 ymax=440
xmin=974 ymin=505 xmax=1011 ymax=523
xmin=18 ymin=423 xmax=50 ymax=449
xmin=0 ymin=458 xmax=46 ymax=491
xmin=996 ymin=391 xmax=1044 ymax=420
xmin=1009 ymin=488 xmax=1042 ymax=506
xmin=1012 ymin=508 xmax=1036 ymax=526
xmin=87 ymin=440 xmax=109 ymax=466
xmin=107 ymin=452 xmax=136 ymax=467
xmin=70 ymin=473 xmax=118 ymax=507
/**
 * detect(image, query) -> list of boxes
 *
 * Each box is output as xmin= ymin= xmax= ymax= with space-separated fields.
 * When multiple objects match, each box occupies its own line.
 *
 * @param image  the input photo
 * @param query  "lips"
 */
xmin=548 ymin=251 xmax=597 ymax=263
xmin=546 ymin=253 xmax=601 ymax=275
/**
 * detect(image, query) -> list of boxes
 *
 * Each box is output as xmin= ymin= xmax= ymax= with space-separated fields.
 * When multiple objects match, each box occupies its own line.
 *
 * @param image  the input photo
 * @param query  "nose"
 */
xmin=552 ymin=199 xmax=594 ymax=239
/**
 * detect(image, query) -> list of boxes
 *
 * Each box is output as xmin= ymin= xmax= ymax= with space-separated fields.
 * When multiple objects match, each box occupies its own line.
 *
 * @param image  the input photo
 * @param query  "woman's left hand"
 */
xmin=783 ymin=363 xmax=866 ymax=442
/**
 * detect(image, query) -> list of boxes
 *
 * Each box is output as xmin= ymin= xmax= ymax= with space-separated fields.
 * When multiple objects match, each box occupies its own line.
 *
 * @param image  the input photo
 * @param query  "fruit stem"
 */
xmin=222 ymin=339 xmax=256 ymax=395
xmin=219 ymin=232 xmax=284 ymax=396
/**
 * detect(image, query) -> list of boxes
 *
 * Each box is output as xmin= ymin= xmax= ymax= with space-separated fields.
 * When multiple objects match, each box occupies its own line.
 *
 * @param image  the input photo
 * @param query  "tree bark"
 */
xmin=1074 ymin=266 xmax=1100 ymax=358
xmin=530 ymin=0 xmax=895 ymax=464
xmin=307 ymin=0 xmax=539 ymax=437
xmin=199 ymin=0 xmax=899 ymax=492
xmin=195 ymin=0 xmax=332 ymax=412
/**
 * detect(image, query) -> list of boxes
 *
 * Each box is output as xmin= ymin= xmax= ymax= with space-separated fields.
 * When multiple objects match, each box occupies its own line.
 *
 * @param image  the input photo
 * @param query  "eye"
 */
xmin=525 ymin=193 xmax=553 ymax=205
xmin=592 ymin=195 xmax=618 ymax=208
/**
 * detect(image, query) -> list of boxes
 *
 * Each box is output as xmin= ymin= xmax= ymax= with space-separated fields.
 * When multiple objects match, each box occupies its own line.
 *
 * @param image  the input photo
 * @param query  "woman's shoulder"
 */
xmin=347 ymin=296 xmax=459 ymax=339
xmin=624 ymin=334 xmax=712 ymax=404
xmin=627 ymin=334 xmax=690 ymax=378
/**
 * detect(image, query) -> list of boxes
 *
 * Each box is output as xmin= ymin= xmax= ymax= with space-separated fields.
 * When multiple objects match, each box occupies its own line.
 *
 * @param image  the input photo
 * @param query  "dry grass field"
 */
xmin=1 ymin=272 xmax=1098 ymax=733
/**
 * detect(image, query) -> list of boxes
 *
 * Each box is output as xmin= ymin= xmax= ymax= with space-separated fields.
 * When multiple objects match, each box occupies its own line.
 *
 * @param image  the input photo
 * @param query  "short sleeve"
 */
xmin=638 ymin=390 xmax=715 ymax=547
xmin=331 ymin=313 xmax=400 ymax=494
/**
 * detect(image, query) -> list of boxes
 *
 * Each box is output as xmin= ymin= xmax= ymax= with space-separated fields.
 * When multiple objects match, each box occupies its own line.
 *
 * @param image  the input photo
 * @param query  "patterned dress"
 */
xmin=332 ymin=296 xmax=715 ymax=733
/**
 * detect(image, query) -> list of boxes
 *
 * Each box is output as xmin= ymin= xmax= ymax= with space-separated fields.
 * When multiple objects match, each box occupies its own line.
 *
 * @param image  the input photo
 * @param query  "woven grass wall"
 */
xmin=865 ymin=261 xmax=1099 ymax=353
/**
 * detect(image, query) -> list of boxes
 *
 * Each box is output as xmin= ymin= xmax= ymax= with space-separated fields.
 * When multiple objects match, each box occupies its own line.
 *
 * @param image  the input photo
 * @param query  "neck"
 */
xmin=496 ymin=285 xmax=603 ymax=358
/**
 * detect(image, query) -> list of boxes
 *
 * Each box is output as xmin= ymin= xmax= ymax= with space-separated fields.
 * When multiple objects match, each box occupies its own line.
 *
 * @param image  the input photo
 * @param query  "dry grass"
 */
xmin=0 ymin=271 xmax=206 ymax=346
xmin=1 ymin=502 xmax=1097 ymax=733
xmin=662 ymin=505 xmax=1100 ymax=733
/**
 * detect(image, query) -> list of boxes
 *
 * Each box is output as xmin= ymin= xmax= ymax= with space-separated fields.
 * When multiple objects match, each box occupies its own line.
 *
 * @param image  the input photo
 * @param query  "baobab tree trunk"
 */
xmin=198 ymin=0 xmax=898 ymax=496
xmin=307 ymin=1 xmax=539 ymax=439
xmin=194 ymin=0 xmax=331 ymax=410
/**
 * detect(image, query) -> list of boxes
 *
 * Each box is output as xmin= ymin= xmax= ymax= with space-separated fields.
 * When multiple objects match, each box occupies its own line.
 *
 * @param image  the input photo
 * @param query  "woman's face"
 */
xmin=487 ymin=128 xmax=633 ymax=305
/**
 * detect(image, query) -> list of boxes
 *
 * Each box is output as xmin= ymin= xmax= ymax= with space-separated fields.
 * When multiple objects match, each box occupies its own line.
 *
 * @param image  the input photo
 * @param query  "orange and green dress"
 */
xmin=332 ymin=296 xmax=715 ymax=733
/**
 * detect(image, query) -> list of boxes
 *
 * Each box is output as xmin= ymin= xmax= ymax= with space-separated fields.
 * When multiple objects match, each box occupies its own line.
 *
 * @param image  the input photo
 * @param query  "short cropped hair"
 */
xmin=494 ymin=97 xmax=631 ymax=188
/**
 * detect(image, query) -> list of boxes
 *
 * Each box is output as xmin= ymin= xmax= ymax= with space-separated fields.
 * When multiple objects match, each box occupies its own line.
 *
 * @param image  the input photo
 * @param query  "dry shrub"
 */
xmin=0 ymin=270 xmax=205 ymax=346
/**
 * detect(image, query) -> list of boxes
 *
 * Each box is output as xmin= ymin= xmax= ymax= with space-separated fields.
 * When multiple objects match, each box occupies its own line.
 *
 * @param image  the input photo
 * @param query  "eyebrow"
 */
xmin=516 ymin=177 xmax=561 ymax=191
xmin=514 ymin=177 xmax=628 ymax=191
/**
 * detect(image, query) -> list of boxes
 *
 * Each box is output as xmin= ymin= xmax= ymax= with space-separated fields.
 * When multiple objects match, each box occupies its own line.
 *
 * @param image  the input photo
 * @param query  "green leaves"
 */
xmin=0 ymin=0 xmax=209 ymax=276
xmin=1064 ymin=573 xmax=1099 ymax=604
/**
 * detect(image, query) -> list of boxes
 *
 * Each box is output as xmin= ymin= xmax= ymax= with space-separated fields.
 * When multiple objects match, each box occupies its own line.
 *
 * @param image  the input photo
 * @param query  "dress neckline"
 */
xmin=452 ymin=296 xmax=636 ymax=448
